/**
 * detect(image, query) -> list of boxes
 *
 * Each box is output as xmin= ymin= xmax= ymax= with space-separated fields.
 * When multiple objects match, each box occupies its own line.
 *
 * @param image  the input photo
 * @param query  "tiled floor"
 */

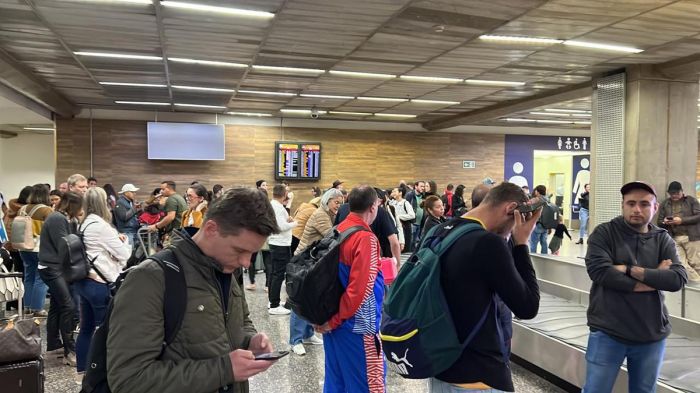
xmin=37 ymin=270 xmax=567 ymax=393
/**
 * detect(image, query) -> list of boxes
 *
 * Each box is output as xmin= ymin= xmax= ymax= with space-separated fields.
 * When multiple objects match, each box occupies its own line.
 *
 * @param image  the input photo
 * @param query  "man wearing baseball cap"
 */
xmin=657 ymin=181 xmax=700 ymax=282
xmin=114 ymin=183 xmax=141 ymax=248
xmin=583 ymin=181 xmax=687 ymax=393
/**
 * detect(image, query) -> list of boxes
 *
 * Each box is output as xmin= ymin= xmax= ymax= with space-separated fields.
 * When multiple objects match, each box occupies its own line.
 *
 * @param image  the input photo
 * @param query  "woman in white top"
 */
xmin=390 ymin=187 xmax=415 ymax=252
xmin=75 ymin=187 xmax=130 ymax=375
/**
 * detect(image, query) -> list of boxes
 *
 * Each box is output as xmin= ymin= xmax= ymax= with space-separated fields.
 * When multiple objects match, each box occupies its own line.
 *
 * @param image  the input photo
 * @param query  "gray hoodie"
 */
xmin=585 ymin=216 xmax=687 ymax=343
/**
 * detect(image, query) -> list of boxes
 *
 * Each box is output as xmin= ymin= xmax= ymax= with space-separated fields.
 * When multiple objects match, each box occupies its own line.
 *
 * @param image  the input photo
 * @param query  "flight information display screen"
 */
xmin=275 ymin=142 xmax=321 ymax=180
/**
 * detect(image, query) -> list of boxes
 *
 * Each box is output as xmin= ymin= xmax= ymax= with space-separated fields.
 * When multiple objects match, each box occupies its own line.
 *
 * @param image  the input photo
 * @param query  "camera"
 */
xmin=310 ymin=108 xmax=319 ymax=119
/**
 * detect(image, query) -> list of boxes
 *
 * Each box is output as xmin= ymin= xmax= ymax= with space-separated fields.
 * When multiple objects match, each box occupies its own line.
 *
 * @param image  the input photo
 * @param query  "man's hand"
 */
xmin=248 ymin=333 xmax=273 ymax=355
xmin=512 ymin=205 xmax=543 ymax=246
xmin=118 ymin=233 xmax=127 ymax=243
xmin=147 ymin=224 xmax=158 ymax=232
xmin=613 ymin=264 xmax=626 ymax=273
xmin=313 ymin=322 xmax=332 ymax=334
xmin=633 ymin=282 xmax=656 ymax=292
xmin=400 ymin=243 xmax=405 ymax=251
xmin=658 ymin=259 xmax=672 ymax=270
xmin=672 ymin=217 xmax=682 ymax=225
xmin=287 ymin=216 xmax=294 ymax=223
xmin=229 ymin=350 xmax=274 ymax=381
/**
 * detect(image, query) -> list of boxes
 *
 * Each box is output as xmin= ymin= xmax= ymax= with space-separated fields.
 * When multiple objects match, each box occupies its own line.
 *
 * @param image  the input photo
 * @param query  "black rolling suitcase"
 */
xmin=0 ymin=359 xmax=44 ymax=393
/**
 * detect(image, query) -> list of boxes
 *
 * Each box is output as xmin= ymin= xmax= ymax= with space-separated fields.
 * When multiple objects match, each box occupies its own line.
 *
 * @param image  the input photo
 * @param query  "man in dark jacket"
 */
xmin=657 ymin=181 xmax=700 ymax=281
xmin=583 ymin=181 xmax=687 ymax=393
xmin=113 ymin=183 xmax=141 ymax=247
xmin=405 ymin=180 xmax=425 ymax=251
xmin=107 ymin=189 xmax=280 ymax=393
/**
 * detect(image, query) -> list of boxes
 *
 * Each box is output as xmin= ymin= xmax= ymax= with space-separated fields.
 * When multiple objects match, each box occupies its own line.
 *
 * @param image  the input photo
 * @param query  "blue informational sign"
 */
xmin=0 ymin=217 xmax=7 ymax=243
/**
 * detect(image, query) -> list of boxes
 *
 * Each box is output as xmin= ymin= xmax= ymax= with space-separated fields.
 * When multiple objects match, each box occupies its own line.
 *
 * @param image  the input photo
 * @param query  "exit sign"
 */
xmin=462 ymin=160 xmax=476 ymax=169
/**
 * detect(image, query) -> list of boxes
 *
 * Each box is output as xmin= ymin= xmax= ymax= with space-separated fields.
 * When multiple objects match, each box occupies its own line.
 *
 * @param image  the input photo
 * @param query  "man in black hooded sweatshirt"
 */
xmin=583 ymin=181 xmax=687 ymax=393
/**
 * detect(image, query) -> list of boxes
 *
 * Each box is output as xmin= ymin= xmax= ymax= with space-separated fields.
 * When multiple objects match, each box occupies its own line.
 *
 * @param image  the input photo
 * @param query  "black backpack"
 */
xmin=539 ymin=200 xmax=560 ymax=230
xmin=285 ymin=225 xmax=367 ymax=325
xmin=62 ymin=222 xmax=98 ymax=283
xmin=80 ymin=249 xmax=186 ymax=393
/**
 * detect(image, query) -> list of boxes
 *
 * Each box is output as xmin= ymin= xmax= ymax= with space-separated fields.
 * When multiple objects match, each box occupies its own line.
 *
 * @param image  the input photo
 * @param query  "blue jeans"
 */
xmin=429 ymin=378 xmax=506 ymax=392
xmin=75 ymin=279 xmax=110 ymax=372
xmin=579 ymin=208 xmax=589 ymax=239
xmin=412 ymin=223 xmax=422 ymax=250
xmin=20 ymin=251 xmax=48 ymax=311
xmin=289 ymin=310 xmax=314 ymax=345
xmin=529 ymin=224 xmax=548 ymax=254
xmin=583 ymin=330 xmax=665 ymax=393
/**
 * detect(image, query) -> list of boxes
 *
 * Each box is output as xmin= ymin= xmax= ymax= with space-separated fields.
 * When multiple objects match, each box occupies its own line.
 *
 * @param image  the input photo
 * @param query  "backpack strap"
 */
xmin=337 ymin=225 xmax=370 ymax=243
xmin=148 ymin=248 xmax=187 ymax=347
xmin=27 ymin=204 xmax=47 ymax=218
xmin=420 ymin=218 xmax=484 ymax=254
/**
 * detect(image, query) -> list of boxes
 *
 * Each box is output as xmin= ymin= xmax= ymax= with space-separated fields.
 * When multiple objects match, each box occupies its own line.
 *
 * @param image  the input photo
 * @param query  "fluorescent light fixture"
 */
xmin=329 ymin=70 xmax=396 ymax=79
xmin=115 ymin=101 xmax=170 ymax=105
xmin=537 ymin=119 xmax=573 ymax=124
xmin=357 ymin=96 xmax=408 ymax=103
xmin=574 ymin=121 xmax=592 ymax=125
xmin=160 ymin=1 xmax=274 ymax=18
xmin=300 ymin=94 xmax=354 ymax=100
xmin=23 ymin=127 xmax=55 ymax=131
xmin=74 ymin=51 xmax=162 ymax=61
xmin=479 ymin=35 xmax=563 ymax=44
xmin=373 ymin=113 xmax=417 ymax=118
xmin=227 ymin=112 xmax=272 ymax=117
xmin=81 ymin=0 xmax=153 ymax=4
xmin=399 ymin=75 xmax=463 ymax=83
xmin=328 ymin=111 xmax=372 ymax=116
xmin=564 ymin=40 xmax=643 ymax=53
xmin=530 ymin=111 xmax=570 ymax=116
xmin=174 ymin=103 xmax=227 ymax=109
xmin=238 ymin=90 xmax=297 ymax=97
xmin=252 ymin=65 xmax=324 ymax=75
xmin=504 ymin=118 xmax=536 ymax=123
xmin=172 ymin=85 xmax=235 ymax=92
xmin=100 ymin=82 xmax=167 ymax=87
xmin=571 ymin=113 xmax=592 ymax=117
xmin=465 ymin=79 xmax=526 ymax=87
xmin=280 ymin=109 xmax=328 ymax=115
xmin=544 ymin=108 xmax=590 ymax=113
xmin=411 ymin=99 xmax=460 ymax=105
xmin=169 ymin=57 xmax=247 ymax=68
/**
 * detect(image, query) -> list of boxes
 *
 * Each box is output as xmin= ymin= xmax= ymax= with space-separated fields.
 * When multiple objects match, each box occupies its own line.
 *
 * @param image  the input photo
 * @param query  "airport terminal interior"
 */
xmin=2 ymin=0 xmax=700 ymax=392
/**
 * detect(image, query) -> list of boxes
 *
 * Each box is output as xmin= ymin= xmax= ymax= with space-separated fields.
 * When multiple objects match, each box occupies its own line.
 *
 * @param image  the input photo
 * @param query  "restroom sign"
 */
xmin=462 ymin=160 xmax=476 ymax=169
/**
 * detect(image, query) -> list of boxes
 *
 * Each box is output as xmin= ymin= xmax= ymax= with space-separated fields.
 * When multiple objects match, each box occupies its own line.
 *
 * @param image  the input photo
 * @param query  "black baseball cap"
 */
xmin=620 ymin=181 xmax=656 ymax=197
xmin=332 ymin=179 xmax=343 ymax=188
xmin=667 ymin=181 xmax=683 ymax=193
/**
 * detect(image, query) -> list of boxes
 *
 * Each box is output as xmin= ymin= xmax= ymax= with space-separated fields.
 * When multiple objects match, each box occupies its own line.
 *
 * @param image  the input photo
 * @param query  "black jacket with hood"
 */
xmin=585 ymin=216 xmax=687 ymax=343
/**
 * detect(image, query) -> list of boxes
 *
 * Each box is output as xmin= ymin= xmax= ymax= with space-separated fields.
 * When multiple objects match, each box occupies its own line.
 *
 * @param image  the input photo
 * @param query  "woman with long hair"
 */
xmin=75 ymin=187 xmax=130 ymax=375
xmin=390 ymin=187 xmax=414 ymax=252
xmin=421 ymin=195 xmax=446 ymax=239
xmin=38 ymin=191 xmax=83 ymax=366
xmin=49 ymin=190 xmax=63 ymax=209
xmin=182 ymin=183 xmax=209 ymax=234
xmin=103 ymin=184 xmax=118 ymax=210
xmin=453 ymin=184 xmax=467 ymax=217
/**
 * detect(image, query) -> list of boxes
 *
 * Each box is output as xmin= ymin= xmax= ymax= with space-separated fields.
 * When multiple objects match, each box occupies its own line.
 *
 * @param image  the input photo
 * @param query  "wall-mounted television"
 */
xmin=275 ymin=141 xmax=321 ymax=180
xmin=147 ymin=122 xmax=225 ymax=160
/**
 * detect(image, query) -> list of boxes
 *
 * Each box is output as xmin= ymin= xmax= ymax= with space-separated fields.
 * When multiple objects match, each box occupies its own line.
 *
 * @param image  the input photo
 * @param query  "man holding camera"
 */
xmin=658 ymin=181 xmax=700 ymax=282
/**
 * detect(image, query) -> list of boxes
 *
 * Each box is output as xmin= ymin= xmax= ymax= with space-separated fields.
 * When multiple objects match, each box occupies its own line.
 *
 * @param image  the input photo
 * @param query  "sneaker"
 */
xmin=302 ymin=335 xmax=324 ymax=345
xmin=291 ymin=343 xmax=306 ymax=356
xmin=268 ymin=306 xmax=291 ymax=315
xmin=45 ymin=348 xmax=64 ymax=360
xmin=23 ymin=309 xmax=33 ymax=316
xmin=245 ymin=284 xmax=256 ymax=291
xmin=33 ymin=310 xmax=48 ymax=318
xmin=64 ymin=352 xmax=77 ymax=367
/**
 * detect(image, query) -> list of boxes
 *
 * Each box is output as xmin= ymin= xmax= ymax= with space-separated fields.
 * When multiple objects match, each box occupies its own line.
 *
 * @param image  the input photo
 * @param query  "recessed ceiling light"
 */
xmin=160 ymin=1 xmax=275 ymax=18
xmin=174 ymin=103 xmax=227 ymax=109
xmin=75 ymin=51 xmax=162 ymax=61
xmin=169 ymin=57 xmax=247 ymax=68
xmin=357 ymin=96 xmax=408 ymax=103
xmin=399 ymin=75 xmax=463 ymax=83
xmin=544 ymin=108 xmax=590 ymax=113
xmin=479 ymin=35 xmax=563 ymax=45
xmin=411 ymin=99 xmax=460 ymax=105
xmin=563 ymin=40 xmax=643 ymax=53
xmin=280 ymin=109 xmax=328 ymax=115
xmin=328 ymin=111 xmax=372 ymax=116
xmin=238 ymin=90 xmax=297 ymax=97
xmin=574 ymin=121 xmax=592 ymax=125
xmin=172 ymin=85 xmax=235 ymax=92
xmin=329 ymin=70 xmax=396 ymax=79
xmin=115 ymin=101 xmax=170 ymax=105
xmin=504 ymin=118 xmax=537 ymax=123
xmin=373 ymin=113 xmax=417 ymax=118
xmin=530 ymin=111 xmax=570 ymax=116
xmin=100 ymin=82 xmax=167 ymax=87
xmin=465 ymin=79 xmax=526 ymax=87
xmin=300 ymin=94 xmax=354 ymax=100
xmin=537 ymin=119 xmax=573 ymax=124
xmin=252 ymin=65 xmax=324 ymax=75
xmin=227 ymin=112 xmax=272 ymax=117
xmin=23 ymin=127 xmax=55 ymax=131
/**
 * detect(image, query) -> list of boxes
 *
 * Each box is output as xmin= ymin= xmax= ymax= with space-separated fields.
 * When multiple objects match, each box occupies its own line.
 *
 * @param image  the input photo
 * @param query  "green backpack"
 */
xmin=380 ymin=218 xmax=492 ymax=379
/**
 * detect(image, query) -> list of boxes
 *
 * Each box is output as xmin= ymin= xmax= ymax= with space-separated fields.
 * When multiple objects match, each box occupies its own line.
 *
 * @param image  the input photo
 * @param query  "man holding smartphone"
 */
xmin=657 ymin=181 xmax=700 ymax=282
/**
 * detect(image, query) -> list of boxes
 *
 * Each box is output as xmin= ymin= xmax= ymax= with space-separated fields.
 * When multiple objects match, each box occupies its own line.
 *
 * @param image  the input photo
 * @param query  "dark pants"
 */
xmin=248 ymin=252 xmax=258 ymax=284
xmin=39 ymin=268 xmax=76 ymax=354
xmin=291 ymin=236 xmax=301 ymax=255
xmin=75 ymin=279 xmax=110 ymax=372
xmin=4 ymin=251 xmax=23 ymax=311
xmin=401 ymin=221 xmax=412 ymax=253
xmin=268 ymin=245 xmax=290 ymax=308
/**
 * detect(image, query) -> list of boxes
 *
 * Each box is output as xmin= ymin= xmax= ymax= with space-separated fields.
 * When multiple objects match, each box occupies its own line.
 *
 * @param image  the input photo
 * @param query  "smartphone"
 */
xmin=516 ymin=199 xmax=547 ymax=214
xmin=254 ymin=350 xmax=289 ymax=361
xmin=665 ymin=216 xmax=674 ymax=221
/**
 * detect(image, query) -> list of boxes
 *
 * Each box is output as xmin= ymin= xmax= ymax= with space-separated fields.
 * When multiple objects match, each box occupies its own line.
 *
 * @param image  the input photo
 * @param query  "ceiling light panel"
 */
xmin=280 ymin=109 xmax=328 ymax=114
xmin=563 ymin=40 xmax=643 ymax=53
xmin=252 ymin=65 xmax=324 ymax=75
xmin=530 ymin=111 xmax=570 ymax=116
xmin=115 ymin=101 xmax=170 ymax=105
xmin=329 ymin=70 xmax=396 ymax=79
xmin=465 ymin=79 xmax=526 ymax=87
xmin=174 ymin=103 xmax=227 ymax=109
xmin=357 ymin=96 xmax=408 ymax=103
xmin=536 ymin=119 xmax=573 ymax=124
xmin=75 ymin=51 xmax=162 ymax=61
xmin=299 ymin=94 xmax=354 ymax=100
xmin=544 ymin=108 xmax=590 ymax=113
xmin=479 ymin=35 xmax=563 ymax=44
xmin=504 ymin=118 xmax=537 ymax=123
xmin=227 ymin=112 xmax=272 ymax=117
xmin=100 ymin=82 xmax=167 ymax=87
xmin=169 ymin=57 xmax=247 ymax=68
xmin=23 ymin=127 xmax=55 ymax=131
xmin=373 ymin=113 xmax=416 ymax=118
xmin=399 ymin=75 xmax=463 ymax=83
xmin=411 ymin=99 xmax=460 ymax=105
xmin=172 ymin=85 xmax=235 ymax=92
xmin=160 ymin=1 xmax=275 ymax=18
xmin=238 ymin=90 xmax=297 ymax=97
xmin=328 ymin=111 xmax=372 ymax=116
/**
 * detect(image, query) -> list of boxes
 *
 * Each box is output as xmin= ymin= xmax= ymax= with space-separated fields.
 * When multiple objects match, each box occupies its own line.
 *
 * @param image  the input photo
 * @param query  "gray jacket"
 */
xmin=585 ymin=216 xmax=687 ymax=343
xmin=113 ymin=195 xmax=140 ymax=233
xmin=657 ymin=195 xmax=700 ymax=241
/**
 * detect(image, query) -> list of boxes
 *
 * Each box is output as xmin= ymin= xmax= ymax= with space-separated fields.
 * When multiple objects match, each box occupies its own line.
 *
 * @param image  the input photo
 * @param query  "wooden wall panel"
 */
xmin=56 ymin=119 xmax=505 ymax=211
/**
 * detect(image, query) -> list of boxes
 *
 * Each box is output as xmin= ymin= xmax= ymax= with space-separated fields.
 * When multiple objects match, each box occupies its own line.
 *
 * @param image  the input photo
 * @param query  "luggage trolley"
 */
xmin=135 ymin=227 xmax=158 ymax=260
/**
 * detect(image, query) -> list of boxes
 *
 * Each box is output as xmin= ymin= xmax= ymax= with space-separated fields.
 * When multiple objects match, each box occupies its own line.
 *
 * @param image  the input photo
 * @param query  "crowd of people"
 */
xmin=0 ymin=175 xmax=696 ymax=393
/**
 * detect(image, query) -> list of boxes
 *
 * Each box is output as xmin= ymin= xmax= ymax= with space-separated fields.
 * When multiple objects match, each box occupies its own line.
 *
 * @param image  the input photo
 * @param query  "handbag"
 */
xmin=0 ymin=319 xmax=42 ymax=363
xmin=0 ymin=263 xmax=23 ymax=304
